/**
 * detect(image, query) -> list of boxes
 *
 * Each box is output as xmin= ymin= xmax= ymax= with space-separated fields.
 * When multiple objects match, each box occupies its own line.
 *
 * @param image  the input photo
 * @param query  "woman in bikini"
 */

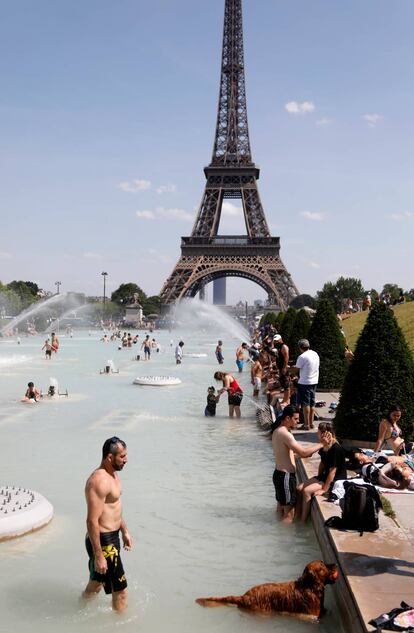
xmin=214 ymin=371 xmax=243 ymax=418
xmin=374 ymin=405 xmax=409 ymax=455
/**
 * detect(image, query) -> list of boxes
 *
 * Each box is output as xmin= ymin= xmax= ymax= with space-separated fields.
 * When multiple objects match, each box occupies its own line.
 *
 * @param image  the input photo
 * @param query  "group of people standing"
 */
xmin=210 ymin=326 xmax=322 ymax=432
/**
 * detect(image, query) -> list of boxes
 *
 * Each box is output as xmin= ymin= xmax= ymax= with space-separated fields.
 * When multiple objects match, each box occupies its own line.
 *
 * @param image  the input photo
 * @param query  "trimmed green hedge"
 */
xmin=309 ymin=299 xmax=346 ymax=389
xmin=334 ymin=302 xmax=414 ymax=441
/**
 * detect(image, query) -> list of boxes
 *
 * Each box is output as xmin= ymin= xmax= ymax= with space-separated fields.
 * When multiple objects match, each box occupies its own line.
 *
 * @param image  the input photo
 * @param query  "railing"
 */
xmin=181 ymin=236 xmax=280 ymax=247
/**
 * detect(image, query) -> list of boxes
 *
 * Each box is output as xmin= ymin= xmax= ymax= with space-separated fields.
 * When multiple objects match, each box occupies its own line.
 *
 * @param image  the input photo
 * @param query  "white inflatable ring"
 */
xmin=0 ymin=485 xmax=54 ymax=541
xmin=182 ymin=353 xmax=207 ymax=358
xmin=133 ymin=376 xmax=182 ymax=386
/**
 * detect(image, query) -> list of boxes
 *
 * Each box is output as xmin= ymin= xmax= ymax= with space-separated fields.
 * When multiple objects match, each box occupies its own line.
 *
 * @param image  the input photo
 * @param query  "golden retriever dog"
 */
xmin=196 ymin=560 xmax=338 ymax=620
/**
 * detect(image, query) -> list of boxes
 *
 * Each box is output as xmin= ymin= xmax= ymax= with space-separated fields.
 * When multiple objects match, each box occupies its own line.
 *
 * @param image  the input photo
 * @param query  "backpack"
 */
xmin=325 ymin=482 xmax=382 ymax=535
xmin=342 ymin=481 xmax=382 ymax=533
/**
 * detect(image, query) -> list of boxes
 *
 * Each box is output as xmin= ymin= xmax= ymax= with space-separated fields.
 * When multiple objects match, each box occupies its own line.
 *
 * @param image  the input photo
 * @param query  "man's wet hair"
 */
xmin=281 ymin=404 xmax=300 ymax=419
xmin=102 ymin=436 xmax=126 ymax=459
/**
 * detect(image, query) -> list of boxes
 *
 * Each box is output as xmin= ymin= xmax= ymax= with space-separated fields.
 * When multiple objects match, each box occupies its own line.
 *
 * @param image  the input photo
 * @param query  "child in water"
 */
xmin=22 ymin=381 xmax=42 ymax=402
xmin=205 ymin=386 xmax=219 ymax=417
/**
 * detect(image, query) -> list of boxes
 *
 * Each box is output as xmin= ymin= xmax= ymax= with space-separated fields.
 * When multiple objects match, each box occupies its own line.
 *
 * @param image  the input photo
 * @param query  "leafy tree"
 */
xmin=367 ymin=288 xmax=379 ymax=302
xmin=290 ymin=294 xmax=316 ymax=310
xmin=0 ymin=287 xmax=22 ymax=317
xmin=309 ymin=299 xmax=346 ymax=389
xmin=142 ymin=295 xmax=161 ymax=316
xmin=288 ymin=309 xmax=311 ymax=360
xmin=381 ymin=283 xmax=401 ymax=304
xmin=334 ymin=302 xmax=414 ymax=442
xmin=280 ymin=307 xmax=296 ymax=346
xmin=317 ymin=276 xmax=365 ymax=313
xmin=111 ymin=283 xmax=147 ymax=306
xmin=6 ymin=280 xmax=39 ymax=309
xmin=23 ymin=281 xmax=40 ymax=296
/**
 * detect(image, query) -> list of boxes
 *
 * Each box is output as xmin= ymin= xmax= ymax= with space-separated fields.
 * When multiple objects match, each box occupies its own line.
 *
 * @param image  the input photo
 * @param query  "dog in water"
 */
xmin=196 ymin=560 xmax=338 ymax=620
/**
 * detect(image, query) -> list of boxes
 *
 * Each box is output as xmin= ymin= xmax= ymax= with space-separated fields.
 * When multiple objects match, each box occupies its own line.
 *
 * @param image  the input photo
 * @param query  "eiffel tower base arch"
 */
xmin=160 ymin=250 xmax=297 ymax=311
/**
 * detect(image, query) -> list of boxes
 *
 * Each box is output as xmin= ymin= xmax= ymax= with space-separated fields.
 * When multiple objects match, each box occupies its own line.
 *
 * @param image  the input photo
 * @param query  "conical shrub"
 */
xmin=309 ymin=299 xmax=346 ymax=389
xmin=280 ymin=307 xmax=296 ymax=347
xmin=334 ymin=302 xmax=414 ymax=441
xmin=259 ymin=312 xmax=278 ymax=328
xmin=288 ymin=309 xmax=311 ymax=361
xmin=275 ymin=311 xmax=284 ymax=332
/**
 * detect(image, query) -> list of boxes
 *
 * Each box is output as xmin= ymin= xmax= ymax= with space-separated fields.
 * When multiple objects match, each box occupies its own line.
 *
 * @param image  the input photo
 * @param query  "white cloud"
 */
xmin=300 ymin=211 xmax=325 ymax=221
xmin=136 ymin=210 xmax=156 ymax=220
xmin=156 ymin=184 xmax=177 ymax=194
xmin=158 ymin=207 xmax=193 ymax=222
xmin=316 ymin=118 xmax=332 ymax=127
xmin=307 ymin=261 xmax=320 ymax=269
xmin=388 ymin=211 xmax=414 ymax=221
xmin=118 ymin=179 xmax=152 ymax=193
xmin=222 ymin=202 xmax=242 ymax=216
xmin=0 ymin=251 xmax=12 ymax=259
xmin=83 ymin=252 xmax=102 ymax=260
xmin=136 ymin=207 xmax=193 ymax=222
xmin=362 ymin=113 xmax=384 ymax=128
xmin=285 ymin=101 xmax=315 ymax=115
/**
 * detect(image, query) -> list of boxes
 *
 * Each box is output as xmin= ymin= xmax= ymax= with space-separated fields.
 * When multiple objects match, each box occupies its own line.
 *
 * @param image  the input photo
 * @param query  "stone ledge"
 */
xmin=296 ymin=450 xmax=414 ymax=633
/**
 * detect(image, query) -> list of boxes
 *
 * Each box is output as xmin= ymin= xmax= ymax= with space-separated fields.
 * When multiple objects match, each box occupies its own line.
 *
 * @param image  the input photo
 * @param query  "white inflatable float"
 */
xmin=0 ymin=485 xmax=54 ymax=541
xmin=182 ymin=353 xmax=207 ymax=358
xmin=133 ymin=376 xmax=182 ymax=386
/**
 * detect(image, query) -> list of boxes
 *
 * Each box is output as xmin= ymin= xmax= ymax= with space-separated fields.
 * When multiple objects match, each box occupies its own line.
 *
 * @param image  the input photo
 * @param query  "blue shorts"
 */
xmin=297 ymin=383 xmax=317 ymax=407
xmin=236 ymin=360 xmax=244 ymax=370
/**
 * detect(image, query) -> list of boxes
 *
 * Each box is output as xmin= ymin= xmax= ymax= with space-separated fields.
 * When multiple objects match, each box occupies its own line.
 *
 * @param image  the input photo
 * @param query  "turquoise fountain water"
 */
xmin=0 ymin=304 xmax=345 ymax=633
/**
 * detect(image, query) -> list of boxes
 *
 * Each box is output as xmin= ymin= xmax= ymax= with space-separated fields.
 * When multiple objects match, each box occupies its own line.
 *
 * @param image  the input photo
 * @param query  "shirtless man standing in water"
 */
xmin=272 ymin=406 xmax=323 ymax=524
xmin=83 ymin=437 xmax=133 ymax=612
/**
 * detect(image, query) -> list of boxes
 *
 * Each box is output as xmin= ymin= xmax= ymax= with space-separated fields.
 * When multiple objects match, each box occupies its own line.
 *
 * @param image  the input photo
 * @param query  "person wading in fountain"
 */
xmin=51 ymin=332 xmax=59 ymax=353
xmin=272 ymin=406 xmax=323 ymax=524
xmin=83 ymin=437 xmax=133 ymax=613
xmin=235 ymin=342 xmax=248 ymax=372
xmin=214 ymin=371 xmax=243 ymax=418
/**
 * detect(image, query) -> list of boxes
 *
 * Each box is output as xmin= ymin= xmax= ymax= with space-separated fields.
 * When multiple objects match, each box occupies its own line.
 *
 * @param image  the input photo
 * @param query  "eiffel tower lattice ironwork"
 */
xmin=160 ymin=0 xmax=298 ymax=308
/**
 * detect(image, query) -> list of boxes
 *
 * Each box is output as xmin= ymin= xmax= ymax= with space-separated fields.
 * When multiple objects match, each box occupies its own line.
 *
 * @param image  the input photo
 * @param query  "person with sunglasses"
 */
xmin=83 ymin=437 xmax=133 ymax=613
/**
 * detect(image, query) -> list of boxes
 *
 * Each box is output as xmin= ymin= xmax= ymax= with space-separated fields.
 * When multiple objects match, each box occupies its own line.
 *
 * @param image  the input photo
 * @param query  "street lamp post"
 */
xmin=101 ymin=272 xmax=108 ymax=321
xmin=55 ymin=281 xmax=62 ymax=295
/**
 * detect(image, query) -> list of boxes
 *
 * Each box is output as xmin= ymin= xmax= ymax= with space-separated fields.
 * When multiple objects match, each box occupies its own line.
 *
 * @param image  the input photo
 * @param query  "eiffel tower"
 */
xmin=160 ymin=0 xmax=298 ymax=308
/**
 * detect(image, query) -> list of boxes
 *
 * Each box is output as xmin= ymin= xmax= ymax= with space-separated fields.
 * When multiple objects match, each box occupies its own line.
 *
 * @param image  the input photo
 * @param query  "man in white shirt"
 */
xmin=293 ymin=339 xmax=320 ymax=430
xmin=175 ymin=341 xmax=184 ymax=364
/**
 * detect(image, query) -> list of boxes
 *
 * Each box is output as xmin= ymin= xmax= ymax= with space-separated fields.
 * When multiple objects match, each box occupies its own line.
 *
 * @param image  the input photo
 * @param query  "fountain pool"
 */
xmin=0 ymin=319 xmax=345 ymax=633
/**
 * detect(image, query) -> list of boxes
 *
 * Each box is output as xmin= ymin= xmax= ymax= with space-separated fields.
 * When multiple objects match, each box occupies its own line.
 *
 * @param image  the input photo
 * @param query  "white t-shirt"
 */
xmin=296 ymin=349 xmax=320 ymax=385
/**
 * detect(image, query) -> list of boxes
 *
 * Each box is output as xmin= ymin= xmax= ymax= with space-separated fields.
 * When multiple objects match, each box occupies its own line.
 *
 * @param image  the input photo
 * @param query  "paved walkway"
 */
xmin=293 ymin=393 xmax=414 ymax=633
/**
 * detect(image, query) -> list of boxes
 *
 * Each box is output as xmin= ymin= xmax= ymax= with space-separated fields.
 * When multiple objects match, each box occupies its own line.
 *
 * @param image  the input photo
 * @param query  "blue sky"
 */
xmin=1 ymin=0 xmax=414 ymax=304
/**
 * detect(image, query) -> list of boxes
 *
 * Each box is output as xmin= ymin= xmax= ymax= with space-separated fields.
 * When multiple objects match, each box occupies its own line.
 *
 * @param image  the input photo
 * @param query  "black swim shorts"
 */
xmin=228 ymin=392 xmax=243 ymax=406
xmin=273 ymin=469 xmax=297 ymax=506
xmin=85 ymin=530 xmax=127 ymax=594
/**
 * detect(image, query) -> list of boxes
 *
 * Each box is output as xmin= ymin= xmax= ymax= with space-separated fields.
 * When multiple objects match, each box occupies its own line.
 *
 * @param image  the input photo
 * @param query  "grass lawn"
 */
xmin=341 ymin=302 xmax=414 ymax=354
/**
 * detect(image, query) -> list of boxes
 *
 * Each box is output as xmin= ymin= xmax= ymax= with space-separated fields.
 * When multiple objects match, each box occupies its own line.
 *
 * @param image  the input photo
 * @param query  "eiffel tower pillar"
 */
xmin=160 ymin=0 xmax=298 ymax=310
